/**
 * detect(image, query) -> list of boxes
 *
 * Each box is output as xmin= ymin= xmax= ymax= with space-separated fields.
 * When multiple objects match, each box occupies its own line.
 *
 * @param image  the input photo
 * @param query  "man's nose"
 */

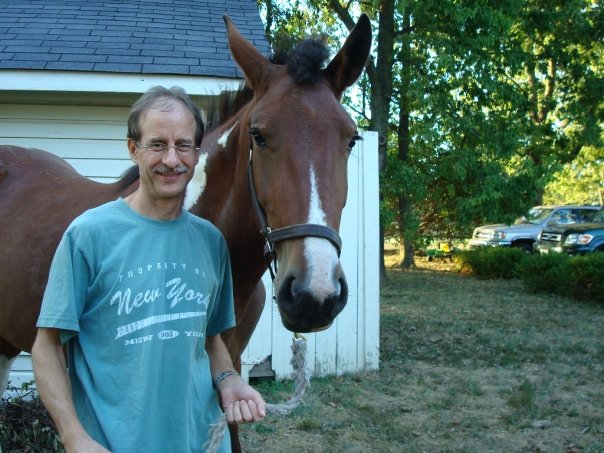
xmin=162 ymin=146 xmax=181 ymax=164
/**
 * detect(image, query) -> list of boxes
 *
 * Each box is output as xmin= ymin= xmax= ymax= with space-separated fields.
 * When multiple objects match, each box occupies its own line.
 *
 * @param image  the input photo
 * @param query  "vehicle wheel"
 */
xmin=512 ymin=242 xmax=533 ymax=253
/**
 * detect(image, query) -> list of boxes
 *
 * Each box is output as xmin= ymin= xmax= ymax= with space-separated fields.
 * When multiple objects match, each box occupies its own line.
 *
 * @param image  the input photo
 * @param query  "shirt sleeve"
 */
xmin=37 ymin=230 xmax=91 ymax=343
xmin=205 ymin=235 xmax=236 ymax=336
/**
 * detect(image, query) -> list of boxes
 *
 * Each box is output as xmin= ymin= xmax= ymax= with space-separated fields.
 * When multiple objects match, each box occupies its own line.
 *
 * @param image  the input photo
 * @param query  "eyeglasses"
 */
xmin=135 ymin=141 xmax=199 ymax=157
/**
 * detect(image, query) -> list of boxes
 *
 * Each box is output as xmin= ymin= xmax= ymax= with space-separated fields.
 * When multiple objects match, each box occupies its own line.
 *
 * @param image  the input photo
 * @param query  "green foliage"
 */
xmin=453 ymin=247 xmax=527 ymax=279
xmin=516 ymin=253 xmax=573 ymax=295
xmin=568 ymin=253 xmax=604 ymax=302
xmin=384 ymin=0 xmax=603 ymax=251
xmin=258 ymin=0 xmax=346 ymax=55
xmin=0 ymin=382 xmax=63 ymax=452
xmin=456 ymin=248 xmax=604 ymax=302
xmin=544 ymin=146 xmax=604 ymax=206
xmin=517 ymin=252 xmax=604 ymax=303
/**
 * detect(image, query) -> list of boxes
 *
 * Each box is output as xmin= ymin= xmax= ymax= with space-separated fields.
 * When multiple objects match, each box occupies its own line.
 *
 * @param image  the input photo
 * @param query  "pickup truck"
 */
xmin=468 ymin=205 xmax=600 ymax=253
xmin=535 ymin=208 xmax=604 ymax=255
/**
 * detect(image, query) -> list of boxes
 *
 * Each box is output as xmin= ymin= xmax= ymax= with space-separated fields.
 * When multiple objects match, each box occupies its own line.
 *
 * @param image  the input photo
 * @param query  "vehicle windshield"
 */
xmin=591 ymin=209 xmax=604 ymax=223
xmin=523 ymin=207 xmax=553 ymax=224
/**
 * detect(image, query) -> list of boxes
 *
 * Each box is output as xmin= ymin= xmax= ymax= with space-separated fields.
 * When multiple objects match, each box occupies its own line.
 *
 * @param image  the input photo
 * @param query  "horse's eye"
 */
xmin=248 ymin=128 xmax=267 ymax=148
xmin=348 ymin=134 xmax=362 ymax=152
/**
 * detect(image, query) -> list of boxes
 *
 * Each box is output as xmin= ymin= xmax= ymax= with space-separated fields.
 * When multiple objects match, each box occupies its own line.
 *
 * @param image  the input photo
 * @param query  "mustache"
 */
xmin=153 ymin=165 xmax=188 ymax=174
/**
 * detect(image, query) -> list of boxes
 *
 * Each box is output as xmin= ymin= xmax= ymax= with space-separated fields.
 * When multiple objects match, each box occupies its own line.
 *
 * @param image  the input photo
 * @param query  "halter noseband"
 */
xmin=247 ymin=142 xmax=343 ymax=281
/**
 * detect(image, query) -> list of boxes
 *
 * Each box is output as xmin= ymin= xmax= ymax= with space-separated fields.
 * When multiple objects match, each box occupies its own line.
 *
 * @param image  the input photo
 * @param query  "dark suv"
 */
xmin=536 ymin=208 xmax=604 ymax=255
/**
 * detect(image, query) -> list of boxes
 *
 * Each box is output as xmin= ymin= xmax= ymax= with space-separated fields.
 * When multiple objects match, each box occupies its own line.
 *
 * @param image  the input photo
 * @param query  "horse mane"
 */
xmin=115 ymin=165 xmax=140 ymax=191
xmin=204 ymin=84 xmax=254 ymax=132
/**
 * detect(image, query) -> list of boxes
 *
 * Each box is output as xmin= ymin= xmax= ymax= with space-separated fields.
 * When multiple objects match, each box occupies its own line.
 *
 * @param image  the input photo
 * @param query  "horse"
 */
xmin=0 ymin=14 xmax=371 ymax=451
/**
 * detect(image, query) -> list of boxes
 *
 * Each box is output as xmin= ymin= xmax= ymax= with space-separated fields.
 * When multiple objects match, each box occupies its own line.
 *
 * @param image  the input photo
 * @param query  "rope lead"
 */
xmin=204 ymin=335 xmax=309 ymax=452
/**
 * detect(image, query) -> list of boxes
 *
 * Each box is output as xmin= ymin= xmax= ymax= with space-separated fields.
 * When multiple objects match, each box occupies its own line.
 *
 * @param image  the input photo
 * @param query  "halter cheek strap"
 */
xmin=247 ymin=142 xmax=342 ymax=281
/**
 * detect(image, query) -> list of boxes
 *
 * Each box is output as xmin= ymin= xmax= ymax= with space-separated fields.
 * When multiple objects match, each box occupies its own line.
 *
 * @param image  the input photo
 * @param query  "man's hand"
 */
xmin=217 ymin=374 xmax=266 ymax=424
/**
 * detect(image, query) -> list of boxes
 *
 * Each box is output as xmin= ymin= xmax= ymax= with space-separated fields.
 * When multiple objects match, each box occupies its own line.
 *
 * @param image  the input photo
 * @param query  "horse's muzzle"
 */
xmin=275 ymin=270 xmax=348 ymax=333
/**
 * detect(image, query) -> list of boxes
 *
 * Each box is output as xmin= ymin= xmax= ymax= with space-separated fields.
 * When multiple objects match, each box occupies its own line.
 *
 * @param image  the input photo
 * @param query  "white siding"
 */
xmin=6 ymin=354 xmax=35 ymax=390
xmin=0 ymin=104 xmax=130 ymax=182
xmin=1 ymin=102 xmax=379 ymax=385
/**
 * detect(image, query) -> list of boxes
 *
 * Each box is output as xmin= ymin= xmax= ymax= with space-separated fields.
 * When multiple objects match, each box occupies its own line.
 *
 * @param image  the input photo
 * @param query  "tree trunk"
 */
xmin=370 ymin=0 xmax=396 ymax=279
xmin=397 ymin=3 xmax=415 ymax=269
xmin=328 ymin=0 xmax=395 ymax=279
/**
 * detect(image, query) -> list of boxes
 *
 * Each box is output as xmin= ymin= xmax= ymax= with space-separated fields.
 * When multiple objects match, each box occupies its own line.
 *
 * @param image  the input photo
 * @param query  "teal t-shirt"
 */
xmin=37 ymin=199 xmax=234 ymax=452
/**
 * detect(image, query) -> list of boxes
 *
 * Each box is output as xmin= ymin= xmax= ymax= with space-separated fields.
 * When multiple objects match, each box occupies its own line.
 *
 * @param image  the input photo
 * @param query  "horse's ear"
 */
xmin=224 ymin=16 xmax=271 ymax=93
xmin=323 ymin=14 xmax=372 ymax=99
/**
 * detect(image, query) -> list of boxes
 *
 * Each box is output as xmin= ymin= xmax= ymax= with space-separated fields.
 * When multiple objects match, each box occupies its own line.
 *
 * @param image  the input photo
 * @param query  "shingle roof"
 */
xmin=0 ymin=0 xmax=270 ymax=78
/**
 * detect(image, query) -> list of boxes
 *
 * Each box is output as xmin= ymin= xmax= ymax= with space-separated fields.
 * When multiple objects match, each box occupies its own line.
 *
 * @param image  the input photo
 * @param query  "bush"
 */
xmin=0 ymin=382 xmax=63 ymax=452
xmin=568 ymin=253 xmax=604 ymax=302
xmin=517 ymin=253 xmax=604 ymax=303
xmin=453 ymin=247 xmax=527 ymax=279
xmin=453 ymin=248 xmax=604 ymax=303
xmin=516 ymin=253 xmax=573 ymax=296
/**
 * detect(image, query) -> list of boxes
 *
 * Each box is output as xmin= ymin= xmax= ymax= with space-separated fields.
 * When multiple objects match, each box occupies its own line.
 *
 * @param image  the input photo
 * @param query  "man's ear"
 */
xmin=127 ymin=138 xmax=138 ymax=162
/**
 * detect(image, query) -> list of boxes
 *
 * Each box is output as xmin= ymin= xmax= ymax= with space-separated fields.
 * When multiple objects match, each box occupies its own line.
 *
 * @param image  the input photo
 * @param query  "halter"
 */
xmin=247 ymin=141 xmax=343 ymax=281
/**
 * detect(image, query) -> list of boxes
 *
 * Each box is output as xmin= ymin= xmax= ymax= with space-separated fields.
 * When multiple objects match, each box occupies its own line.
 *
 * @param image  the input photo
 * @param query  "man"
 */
xmin=31 ymin=86 xmax=265 ymax=452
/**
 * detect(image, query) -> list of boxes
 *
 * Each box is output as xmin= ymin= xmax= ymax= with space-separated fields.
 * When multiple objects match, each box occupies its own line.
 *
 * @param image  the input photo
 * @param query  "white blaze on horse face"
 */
xmin=183 ymin=123 xmax=236 ymax=210
xmin=304 ymin=166 xmax=340 ymax=300
xmin=184 ymin=153 xmax=208 ymax=211
xmin=218 ymin=124 xmax=237 ymax=147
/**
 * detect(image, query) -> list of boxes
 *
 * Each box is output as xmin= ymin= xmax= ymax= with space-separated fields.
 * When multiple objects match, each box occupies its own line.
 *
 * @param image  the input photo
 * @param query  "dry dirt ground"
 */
xmin=239 ymin=257 xmax=604 ymax=452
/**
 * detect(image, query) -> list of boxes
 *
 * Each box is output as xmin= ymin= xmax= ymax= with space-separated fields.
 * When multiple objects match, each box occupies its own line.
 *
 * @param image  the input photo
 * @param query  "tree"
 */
xmin=325 ymin=0 xmax=397 ymax=275
xmin=389 ymin=0 xmax=604 ymax=243
xmin=544 ymin=146 xmax=604 ymax=205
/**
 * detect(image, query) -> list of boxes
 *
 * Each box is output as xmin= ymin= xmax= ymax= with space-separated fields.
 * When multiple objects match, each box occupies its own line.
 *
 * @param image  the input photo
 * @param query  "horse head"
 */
xmin=224 ymin=15 xmax=372 ymax=333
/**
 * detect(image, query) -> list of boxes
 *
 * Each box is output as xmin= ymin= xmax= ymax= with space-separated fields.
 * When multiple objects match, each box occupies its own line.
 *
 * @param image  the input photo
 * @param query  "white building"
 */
xmin=1 ymin=0 xmax=379 ymax=388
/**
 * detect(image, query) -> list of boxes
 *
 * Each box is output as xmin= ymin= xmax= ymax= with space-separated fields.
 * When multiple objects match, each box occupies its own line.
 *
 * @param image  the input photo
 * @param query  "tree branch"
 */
xmin=538 ymin=58 xmax=556 ymax=122
xmin=525 ymin=58 xmax=540 ymax=123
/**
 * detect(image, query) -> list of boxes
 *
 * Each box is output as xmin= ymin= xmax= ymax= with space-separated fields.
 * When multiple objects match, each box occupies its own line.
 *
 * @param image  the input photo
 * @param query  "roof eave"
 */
xmin=0 ymin=70 xmax=243 ymax=96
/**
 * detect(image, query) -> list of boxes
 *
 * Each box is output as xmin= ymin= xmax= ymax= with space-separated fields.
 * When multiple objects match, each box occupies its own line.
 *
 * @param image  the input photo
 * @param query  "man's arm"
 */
xmin=31 ymin=328 xmax=109 ymax=453
xmin=205 ymin=334 xmax=266 ymax=424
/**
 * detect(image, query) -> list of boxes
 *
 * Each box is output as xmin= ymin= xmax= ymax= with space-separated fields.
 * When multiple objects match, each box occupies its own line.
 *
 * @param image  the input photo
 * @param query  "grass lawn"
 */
xmin=2 ymin=259 xmax=603 ymax=452
xmin=240 ymin=260 xmax=604 ymax=452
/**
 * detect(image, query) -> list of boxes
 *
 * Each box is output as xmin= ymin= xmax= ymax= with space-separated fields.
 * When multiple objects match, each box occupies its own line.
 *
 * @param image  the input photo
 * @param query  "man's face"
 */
xmin=128 ymin=99 xmax=199 ymax=205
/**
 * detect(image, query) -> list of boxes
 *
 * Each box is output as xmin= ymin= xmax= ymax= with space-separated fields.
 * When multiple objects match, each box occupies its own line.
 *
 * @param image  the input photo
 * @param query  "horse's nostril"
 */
xmin=275 ymin=271 xmax=349 ymax=332
xmin=332 ymin=276 xmax=348 ymax=316
xmin=288 ymin=276 xmax=303 ymax=300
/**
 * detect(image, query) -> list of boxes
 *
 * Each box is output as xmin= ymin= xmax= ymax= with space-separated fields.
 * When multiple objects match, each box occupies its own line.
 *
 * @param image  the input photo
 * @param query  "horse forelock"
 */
xmin=272 ymin=38 xmax=330 ymax=86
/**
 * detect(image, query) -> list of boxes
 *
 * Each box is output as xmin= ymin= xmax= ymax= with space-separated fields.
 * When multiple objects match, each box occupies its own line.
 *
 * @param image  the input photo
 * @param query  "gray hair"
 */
xmin=127 ymin=86 xmax=205 ymax=146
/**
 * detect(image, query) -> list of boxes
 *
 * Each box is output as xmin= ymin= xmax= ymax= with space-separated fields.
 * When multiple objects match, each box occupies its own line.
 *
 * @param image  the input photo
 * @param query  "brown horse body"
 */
xmin=0 ymin=146 xmax=139 ymax=358
xmin=0 ymin=15 xmax=371 ymax=451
